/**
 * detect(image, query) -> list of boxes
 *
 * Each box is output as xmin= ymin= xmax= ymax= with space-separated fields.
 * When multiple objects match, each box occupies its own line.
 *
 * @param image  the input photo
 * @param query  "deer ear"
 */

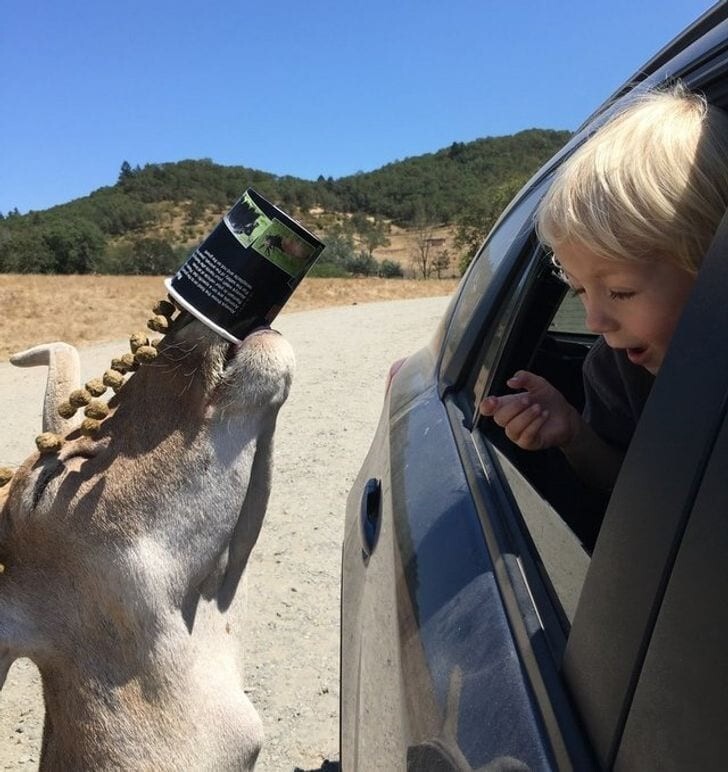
xmin=215 ymin=428 xmax=275 ymax=611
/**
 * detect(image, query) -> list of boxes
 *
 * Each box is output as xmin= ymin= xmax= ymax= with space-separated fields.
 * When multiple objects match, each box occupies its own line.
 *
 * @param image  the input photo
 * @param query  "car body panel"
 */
xmin=342 ymin=351 xmax=556 ymax=770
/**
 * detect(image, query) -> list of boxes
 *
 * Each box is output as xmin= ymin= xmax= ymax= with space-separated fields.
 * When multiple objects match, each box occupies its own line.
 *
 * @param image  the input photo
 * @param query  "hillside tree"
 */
xmin=454 ymin=174 xmax=529 ymax=273
xmin=118 ymin=160 xmax=134 ymax=182
xmin=411 ymin=217 xmax=438 ymax=279
xmin=432 ymin=248 xmax=451 ymax=279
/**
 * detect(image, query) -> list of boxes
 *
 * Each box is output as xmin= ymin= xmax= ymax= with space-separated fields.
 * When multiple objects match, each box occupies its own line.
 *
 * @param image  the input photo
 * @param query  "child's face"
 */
xmin=556 ymin=242 xmax=696 ymax=375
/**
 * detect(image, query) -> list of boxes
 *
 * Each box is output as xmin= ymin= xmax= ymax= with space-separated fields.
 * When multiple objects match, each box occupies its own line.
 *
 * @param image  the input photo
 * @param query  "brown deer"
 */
xmin=0 ymin=314 xmax=295 ymax=770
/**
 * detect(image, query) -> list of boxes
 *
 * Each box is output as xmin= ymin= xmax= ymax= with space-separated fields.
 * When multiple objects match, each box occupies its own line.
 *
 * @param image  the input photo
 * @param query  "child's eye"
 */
xmin=569 ymin=286 xmax=585 ymax=297
xmin=609 ymin=290 xmax=636 ymax=300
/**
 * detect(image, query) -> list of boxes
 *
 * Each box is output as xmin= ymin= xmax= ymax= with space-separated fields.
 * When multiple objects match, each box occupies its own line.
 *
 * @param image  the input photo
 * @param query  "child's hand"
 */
xmin=479 ymin=371 xmax=582 ymax=451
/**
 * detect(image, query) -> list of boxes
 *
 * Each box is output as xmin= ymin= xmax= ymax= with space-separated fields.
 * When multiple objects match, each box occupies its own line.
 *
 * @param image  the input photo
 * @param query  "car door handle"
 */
xmin=360 ymin=477 xmax=382 ymax=562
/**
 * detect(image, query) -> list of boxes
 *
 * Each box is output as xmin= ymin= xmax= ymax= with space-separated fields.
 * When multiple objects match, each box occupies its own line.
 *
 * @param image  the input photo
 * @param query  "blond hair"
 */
xmin=536 ymin=83 xmax=728 ymax=274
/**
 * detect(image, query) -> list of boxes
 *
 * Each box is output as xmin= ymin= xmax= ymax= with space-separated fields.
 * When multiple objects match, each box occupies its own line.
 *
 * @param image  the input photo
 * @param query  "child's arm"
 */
xmin=559 ymin=414 xmax=624 ymax=492
xmin=480 ymin=370 xmax=623 ymax=491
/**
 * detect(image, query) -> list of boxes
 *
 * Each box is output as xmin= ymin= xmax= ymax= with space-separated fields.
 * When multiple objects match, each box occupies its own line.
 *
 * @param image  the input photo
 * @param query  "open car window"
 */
xmin=467 ymin=244 xmax=605 ymax=631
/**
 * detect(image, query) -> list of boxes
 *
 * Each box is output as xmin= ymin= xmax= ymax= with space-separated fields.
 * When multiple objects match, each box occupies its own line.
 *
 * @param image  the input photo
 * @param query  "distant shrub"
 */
xmin=0 ymin=217 xmax=106 ymax=274
xmin=319 ymin=232 xmax=356 ymax=267
xmin=0 ymin=228 xmax=57 ymax=273
xmin=345 ymin=251 xmax=379 ymax=276
xmin=379 ymin=259 xmax=404 ymax=278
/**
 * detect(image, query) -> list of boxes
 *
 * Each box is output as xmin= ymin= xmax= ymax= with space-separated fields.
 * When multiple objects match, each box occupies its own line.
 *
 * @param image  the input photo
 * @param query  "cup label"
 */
xmin=177 ymin=248 xmax=252 ymax=315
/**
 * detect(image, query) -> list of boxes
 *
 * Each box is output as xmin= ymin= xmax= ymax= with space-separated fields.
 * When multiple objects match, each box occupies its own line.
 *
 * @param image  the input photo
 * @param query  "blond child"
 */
xmin=481 ymin=84 xmax=728 ymax=490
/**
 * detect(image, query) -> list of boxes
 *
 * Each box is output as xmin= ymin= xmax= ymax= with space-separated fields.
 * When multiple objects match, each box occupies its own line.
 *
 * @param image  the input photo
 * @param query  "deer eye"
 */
xmin=31 ymin=460 xmax=64 ymax=509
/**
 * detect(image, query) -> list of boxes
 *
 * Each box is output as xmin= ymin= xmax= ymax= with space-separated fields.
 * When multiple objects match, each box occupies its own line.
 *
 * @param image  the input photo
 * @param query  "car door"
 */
xmin=441 ymin=212 xmax=603 ymax=770
xmin=341 ymin=181 xmax=584 ymax=771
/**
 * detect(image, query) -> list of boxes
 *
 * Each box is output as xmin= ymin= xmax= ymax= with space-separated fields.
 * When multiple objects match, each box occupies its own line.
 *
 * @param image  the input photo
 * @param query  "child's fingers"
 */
xmin=502 ymin=401 xmax=543 ymax=441
xmin=486 ymin=394 xmax=535 ymax=428
xmin=513 ymin=409 xmax=550 ymax=450
xmin=479 ymin=395 xmax=499 ymax=416
xmin=506 ymin=370 xmax=545 ymax=392
xmin=506 ymin=408 xmax=549 ymax=451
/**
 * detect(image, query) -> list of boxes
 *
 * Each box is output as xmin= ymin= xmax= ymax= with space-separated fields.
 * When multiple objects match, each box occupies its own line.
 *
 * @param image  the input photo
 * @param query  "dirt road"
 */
xmin=0 ymin=295 xmax=452 ymax=770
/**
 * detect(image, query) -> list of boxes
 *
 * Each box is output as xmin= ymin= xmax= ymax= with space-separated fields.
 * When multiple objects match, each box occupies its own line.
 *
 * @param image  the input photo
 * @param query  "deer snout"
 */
xmin=214 ymin=329 xmax=295 ymax=412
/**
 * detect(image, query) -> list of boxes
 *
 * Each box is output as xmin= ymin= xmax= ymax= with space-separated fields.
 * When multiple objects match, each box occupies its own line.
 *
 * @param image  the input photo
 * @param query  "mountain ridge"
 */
xmin=0 ymin=128 xmax=571 ymax=276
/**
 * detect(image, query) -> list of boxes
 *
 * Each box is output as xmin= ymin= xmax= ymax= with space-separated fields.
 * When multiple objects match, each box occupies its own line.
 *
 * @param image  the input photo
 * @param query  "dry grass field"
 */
xmin=0 ymin=274 xmax=460 ymax=361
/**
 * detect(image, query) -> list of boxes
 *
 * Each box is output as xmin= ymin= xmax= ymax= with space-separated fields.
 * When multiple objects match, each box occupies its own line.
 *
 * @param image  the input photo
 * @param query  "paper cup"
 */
xmin=165 ymin=188 xmax=324 ymax=342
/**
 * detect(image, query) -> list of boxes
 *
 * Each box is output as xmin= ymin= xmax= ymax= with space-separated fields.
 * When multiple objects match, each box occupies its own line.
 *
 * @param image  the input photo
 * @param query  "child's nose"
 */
xmin=585 ymin=302 xmax=618 ymax=333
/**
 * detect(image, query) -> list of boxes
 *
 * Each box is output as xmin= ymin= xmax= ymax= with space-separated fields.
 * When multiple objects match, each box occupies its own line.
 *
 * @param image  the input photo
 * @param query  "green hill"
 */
xmin=0 ymin=128 xmax=570 ymax=276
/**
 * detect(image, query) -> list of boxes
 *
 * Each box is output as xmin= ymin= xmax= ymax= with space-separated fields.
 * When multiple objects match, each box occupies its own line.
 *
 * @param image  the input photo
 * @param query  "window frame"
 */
xmin=437 ymin=179 xmax=554 ymax=399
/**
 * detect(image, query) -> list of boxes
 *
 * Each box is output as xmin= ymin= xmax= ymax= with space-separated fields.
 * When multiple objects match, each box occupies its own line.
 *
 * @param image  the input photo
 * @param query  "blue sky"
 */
xmin=1 ymin=0 xmax=717 ymax=215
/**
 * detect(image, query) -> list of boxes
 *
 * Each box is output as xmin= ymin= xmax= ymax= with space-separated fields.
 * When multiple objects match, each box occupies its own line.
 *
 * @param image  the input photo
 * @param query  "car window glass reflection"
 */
xmin=444 ymin=183 xmax=549 ymax=369
xmin=492 ymin=446 xmax=590 ymax=623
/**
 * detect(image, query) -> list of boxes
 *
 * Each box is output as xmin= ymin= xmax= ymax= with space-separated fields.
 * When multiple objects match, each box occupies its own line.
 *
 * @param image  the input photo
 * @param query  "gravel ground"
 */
xmin=0 ymin=295 xmax=451 ymax=771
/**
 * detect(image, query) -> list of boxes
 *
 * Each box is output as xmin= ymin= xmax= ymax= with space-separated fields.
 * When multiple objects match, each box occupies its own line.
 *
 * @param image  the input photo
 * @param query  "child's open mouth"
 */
xmin=626 ymin=346 xmax=648 ymax=365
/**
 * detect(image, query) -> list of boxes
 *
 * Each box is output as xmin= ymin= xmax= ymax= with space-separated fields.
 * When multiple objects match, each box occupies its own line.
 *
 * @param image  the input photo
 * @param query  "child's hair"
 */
xmin=536 ymin=82 xmax=728 ymax=274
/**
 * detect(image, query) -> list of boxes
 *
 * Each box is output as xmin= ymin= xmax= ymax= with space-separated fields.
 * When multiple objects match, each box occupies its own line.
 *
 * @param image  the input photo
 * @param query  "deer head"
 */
xmin=0 ymin=312 xmax=294 ymax=770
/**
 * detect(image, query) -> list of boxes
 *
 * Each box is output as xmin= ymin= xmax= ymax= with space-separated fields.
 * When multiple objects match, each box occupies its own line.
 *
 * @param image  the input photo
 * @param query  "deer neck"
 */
xmin=38 ymin=597 xmax=262 ymax=770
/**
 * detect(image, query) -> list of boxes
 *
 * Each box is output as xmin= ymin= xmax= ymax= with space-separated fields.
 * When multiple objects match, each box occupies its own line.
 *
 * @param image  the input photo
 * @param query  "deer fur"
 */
xmin=0 ymin=318 xmax=295 ymax=770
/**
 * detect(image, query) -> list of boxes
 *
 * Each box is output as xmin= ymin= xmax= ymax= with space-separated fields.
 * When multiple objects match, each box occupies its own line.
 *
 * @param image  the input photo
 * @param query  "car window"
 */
xmin=468 ymin=246 xmax=602 ymax=631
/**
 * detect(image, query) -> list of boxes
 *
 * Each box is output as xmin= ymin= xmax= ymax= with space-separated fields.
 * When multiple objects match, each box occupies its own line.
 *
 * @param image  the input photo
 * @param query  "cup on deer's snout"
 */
xmin=165 ymin=188 xmax=325 ymax=343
